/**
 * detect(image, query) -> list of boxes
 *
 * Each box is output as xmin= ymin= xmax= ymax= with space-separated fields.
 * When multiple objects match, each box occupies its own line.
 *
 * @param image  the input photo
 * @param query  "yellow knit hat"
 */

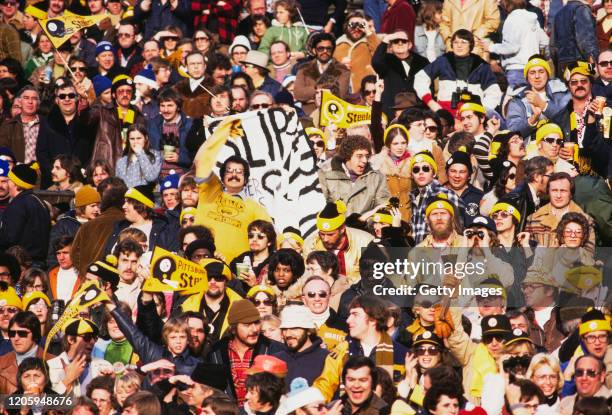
xmin=535 ymin=122 xmax=563 ymax=144
xmin=316 ymin=200 xmax=347 ymax=231
xmin=523 ymin=56 xmax=552 ymax=78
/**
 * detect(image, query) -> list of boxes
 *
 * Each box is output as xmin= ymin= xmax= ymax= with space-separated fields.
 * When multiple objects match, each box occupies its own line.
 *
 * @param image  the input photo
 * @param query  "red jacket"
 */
xmin=381 ymin=0 xmax=416 ymax=41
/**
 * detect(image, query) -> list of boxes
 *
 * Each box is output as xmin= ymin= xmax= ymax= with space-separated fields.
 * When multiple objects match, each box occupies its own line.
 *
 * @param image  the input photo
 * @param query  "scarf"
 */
xmin=335 ymin=235 xmax=349 ymax=276
xmin=390 ymin=151 xmax=411 ymax=166
xmin=117 ymin=107 xmax=135 ymax=125
xmin=347 ymin=332 xmax=394 ymax=379
xmin=311 ymin=308 xmax=330 ymax=328
xmin=16 ymin=345 xmax=38 ymax=366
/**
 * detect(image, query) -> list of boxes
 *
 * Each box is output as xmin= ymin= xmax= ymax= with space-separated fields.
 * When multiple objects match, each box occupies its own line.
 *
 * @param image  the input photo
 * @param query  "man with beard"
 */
xmin=303 ymin=201 xmax=374 ymax=284
xmin=313 ymin=295 xmax=409 ymax=401
xmin=231 ymin=86 xmax=249 ymax=113
xmin=415 ymin=193 xmax=463 ymax=248
xmin=180 ymin=260 xmax=242 ymax=344
xmin=71 ymin=177 xmax=127 ymax=276
xmin=206 ymin=299 xmax=283 ymax=405
xmin=294 ymin=32 xmax=350 ymax=115
xmin=341 ymin=357 xmax=388 ymax=415
xmin=333 ymin=11 xmax=380 ymax=95
xmin=274 ymin=305 xmax=328 ymax=385
xmin=411 ymin=152 xmax=461 ymax=244
xmin=445 ymin=148 xmax=483 ymax=224
xmin=301 ymin=276 xmax=347 ymax=351
xmin=48 ymin=318 xmax=106 ymax=396
xmin=182 ymin=311 xmax=209 ymax=358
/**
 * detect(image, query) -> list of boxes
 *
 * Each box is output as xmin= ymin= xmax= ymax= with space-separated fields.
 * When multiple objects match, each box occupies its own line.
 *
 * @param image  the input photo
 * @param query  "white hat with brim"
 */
xmin=280 ymin=386 xmax=326 ymax=414
xmin=241 ymin=50 xmax=270 ymax=71
xmin=279 ymin=305 xmax=316 ymax=329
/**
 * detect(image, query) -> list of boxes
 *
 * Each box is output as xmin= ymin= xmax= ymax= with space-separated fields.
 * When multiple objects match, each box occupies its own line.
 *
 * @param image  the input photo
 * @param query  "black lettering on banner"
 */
xmin=261 ymin=170 xmax=282 ymax=196
xmin=258 ymin=111 xmax=279 ymax=159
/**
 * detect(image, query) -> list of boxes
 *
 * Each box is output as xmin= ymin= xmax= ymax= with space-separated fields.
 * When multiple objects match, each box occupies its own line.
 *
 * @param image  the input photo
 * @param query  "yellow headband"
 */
xmin=459 ymin=102 xmax=485 ymax=115
xmin=536 ymin=123 xmax=563 ymax=144
xmin=23 ymin=291 xmax=51 ymax=309
xmin=383 ymin=124 xmax=410 ymax=144
xmin=490 ymin=202 xmax=521 ymax=222
xmin=247 ymin=284 xmax=276 ymax=298
xmin=425 ymin=197 xmax=454 ymax=217
xmin=373 ymin=212 xmax=393 ymax=225
xmin=410 ymin=153 xmax=437 ymax=174
xmin=125 ymin=187 xmax=154 ymax=208
xmin=524 ymin=58 xmax=552 ymax=78
xmin=278 ymin=232 xmax=304 ymax=247
xmin=579 ymin=319 xmax=611 ymax=336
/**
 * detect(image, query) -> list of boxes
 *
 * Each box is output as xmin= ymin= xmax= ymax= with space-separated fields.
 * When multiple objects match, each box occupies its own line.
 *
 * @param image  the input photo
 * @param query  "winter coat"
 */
xmin=414 ymin=52 xmax=502 ymax=113
xmin=47 ymin=211 xmax=81 ymax=268
xmin=0 ymin=115 xmax=49 ymax=164
xmin=258 ymin=24 xmax=309 ymax=56
xmin=294 ymin=59 xmax=350 ymax=115
xmin=439 ymin=0 xmax=500 ymax=58
xmin=489 ymin=9 xmax=549 ymax=71
xmin=274 ymin=336 xmax=329 ymax=385
xmin=316 ymin=308 xmax=348 ymax=351
xmin=180 ymin=288 xmax=243 ymax=340
xmin=133 ymin=0 xmax=191 ymax=40
xmin=115 ymin=149 xmax=163 ymax=188
xmin=303 ymin=227 xmax=374 ymax=284
xmin=173 ymin=77 xmax=214 ymax=119
xmin=573 ymin=175 xmax=612 ymax=246
xmin=372 ymin=43 xmax=429 ymax=116
xmin=103 ymin=215 xmax=178 ymax=255
xmin=0 ymin=348 xmax=54 ymax=395
xmin=413 ymin=25 xmax=445 ymax=62
xmin=36 ymin=105 xmax=96 ymax=188
xmin=258 ymin=76 xmax=284 ymax=97
xmin=0 ymin=190 xmax=50 ymax=263
xmin=147 ymin=113 xmax=194 ymax=169
xmin=90 ymin=103 xmax=145 ymax=168
xmin=71 ymin=206 xmax=125 ymax=276
xmin=111 ymin=307 xmax=201 ymax=374
xmin=504 ymin=79 xmax=570 ymax=138
xmin=370 ymin=150 xmax=413 ymax=222
xmin=207 ymin=335 xmax=285 ymax=401
xmin=380 ymin=0 xmax=416 ymax=38
xmin=333 ymin=33 xmax=380 ymax=94
xmin=506 ymin=181 xmax=540 ymax=232
xmin=318 ymin=156 xmax=390 ymax=215
xmin=552 ymin=0 xmax=599 ymax=65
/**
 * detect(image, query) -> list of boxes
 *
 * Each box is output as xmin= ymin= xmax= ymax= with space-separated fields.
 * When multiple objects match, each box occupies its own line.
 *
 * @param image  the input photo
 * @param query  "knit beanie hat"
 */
xmin=8 ymin=162 xmax=38 ymax=189
xmin=0 ymin=159 xmax=8 ymax=177
xmin=134 ymin=67 xmax=158 ymax=90
xmin=111 ymin=74 xmax=134 ymax=93
xmin=425 ymin=193 xmax=454 ymax=217
xmin=316 ymin=200 xmax=346 ymax=231
xmin=75 ymin=185 xmax=101 ymax=208
xmin=579 ymin=309 xmax=611 ymax=336
xmin=92 ymin=75 xmax=112 ymax=97
xmin=95 ymin=41 xmax=114 ymax=56
xmin=228 ymin=299 xmax=261 ymax=325
xmin=445 ymin=146 xmax=473 ymax=174
xmin=125 ymin=184 xmax=155 ymax=208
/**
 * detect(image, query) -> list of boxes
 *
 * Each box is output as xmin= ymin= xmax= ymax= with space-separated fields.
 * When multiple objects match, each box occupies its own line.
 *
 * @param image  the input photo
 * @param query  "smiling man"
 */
xmin=301 ymin=276 xmax=347 ymax=351
xmin=341 ymin=356 xmax=388 ymax=414
xmin=445 ymin=148 xmax=483 ymax=224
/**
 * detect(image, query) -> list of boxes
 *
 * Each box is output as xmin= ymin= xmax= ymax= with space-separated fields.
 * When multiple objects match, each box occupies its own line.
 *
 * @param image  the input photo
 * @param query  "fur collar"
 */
xmin=301 ymin=59 xmax=347 ymax=80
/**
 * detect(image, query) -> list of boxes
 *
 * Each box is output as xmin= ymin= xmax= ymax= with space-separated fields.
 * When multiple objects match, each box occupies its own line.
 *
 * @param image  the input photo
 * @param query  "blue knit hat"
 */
xmin=0 ymin=147 xmax=15 ymax=164
xmin=160 ymin=173 xmax=180 ymax=191
xmin=95 ymin=41 xmax=114 ymax=56
xmin=92 ymin=75 xmax=112 ymax=97
xmin=0 ymin=159 xmax=8 ymax=177
xmin=134 ymin=67 xmax=158 ymax=90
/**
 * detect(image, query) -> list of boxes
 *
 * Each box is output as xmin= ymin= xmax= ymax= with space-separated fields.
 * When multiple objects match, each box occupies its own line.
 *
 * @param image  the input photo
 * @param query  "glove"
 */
xmin=433 ymin=304 xmax=454 ymax=339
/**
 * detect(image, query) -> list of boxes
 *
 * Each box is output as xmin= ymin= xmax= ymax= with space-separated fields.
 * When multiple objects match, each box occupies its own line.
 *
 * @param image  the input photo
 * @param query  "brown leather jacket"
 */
xmin=173 ymin=78 xmax=213 ymax=119
xmin=294 ymin=59 xmax=350 ymax=115
xmin=0 ymin=348 xmax=55 ymax=395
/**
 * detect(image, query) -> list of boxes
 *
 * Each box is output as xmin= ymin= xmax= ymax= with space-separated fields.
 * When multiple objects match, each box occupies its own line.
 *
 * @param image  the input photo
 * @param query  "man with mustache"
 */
xmin=274 ymin=305 xmax=328 ymax=385
xmin=416 ymin=193 xmax=464 ymax=248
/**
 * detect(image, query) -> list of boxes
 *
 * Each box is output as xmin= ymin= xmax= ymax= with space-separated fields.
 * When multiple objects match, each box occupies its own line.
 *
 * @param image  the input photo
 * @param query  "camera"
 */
xmin=388 ymin=197 xmax=400 ymax=208
xmin=502 ymin=355 xmax=532 ymax=375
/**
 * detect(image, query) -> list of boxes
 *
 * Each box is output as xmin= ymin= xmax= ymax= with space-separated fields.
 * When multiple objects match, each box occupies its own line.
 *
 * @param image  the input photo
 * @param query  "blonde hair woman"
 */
xmin=526 ymin=353 xmax=563 ymax=412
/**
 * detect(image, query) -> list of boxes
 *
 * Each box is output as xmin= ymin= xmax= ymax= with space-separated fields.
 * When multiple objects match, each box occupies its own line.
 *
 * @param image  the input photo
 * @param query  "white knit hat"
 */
xmin=229 ymin=35 xmax=251 ymax=54
xmin=279 ymin=305 xmax=316 ymax=329
xmin=278 ymin=378 xmax=326 ymax=415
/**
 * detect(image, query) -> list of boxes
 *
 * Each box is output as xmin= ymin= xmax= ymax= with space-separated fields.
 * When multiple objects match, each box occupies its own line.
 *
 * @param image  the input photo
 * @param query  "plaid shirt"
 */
xmin=22 ymin=116 xmax=40 ymax=164
xmin=228 ymin=339 xmax=254 ymax=406
xmin=411 ymin=179 xmax=463 ymax=244
xmin=192 ymin=0 xmax=241 ymax=44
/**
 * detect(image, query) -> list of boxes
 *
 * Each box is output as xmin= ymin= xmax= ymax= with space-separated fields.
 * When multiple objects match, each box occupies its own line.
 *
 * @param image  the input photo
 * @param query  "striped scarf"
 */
xmin=347 ymin=331 xmax=395 ymax=379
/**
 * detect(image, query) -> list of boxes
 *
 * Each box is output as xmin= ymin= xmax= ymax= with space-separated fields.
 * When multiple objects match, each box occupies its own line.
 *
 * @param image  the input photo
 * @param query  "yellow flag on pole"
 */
xmin=38 ymin=12 xmax=107 ymax=48
xmin=319 ymin=90 xmax=385 ymax=128
xmin=148 ymin=247 xmax=209 ymax=295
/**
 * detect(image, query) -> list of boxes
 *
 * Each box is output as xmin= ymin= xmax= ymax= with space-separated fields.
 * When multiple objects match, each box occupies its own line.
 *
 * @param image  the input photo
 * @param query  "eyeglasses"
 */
xmin=69 ymin=66 xmax=86 ymax=73
xmin=569 ymin=79 xmax=589 ymax=86
xmin=253 ymin=299 xmax=273 ymax=306
xmin=583 ymin=333 xmax=608 ymax=344
xmin=464 ymin=230 xmax=485 ymax=239
xmin=575 ymin=368 xmax=600 ymax=378
xmin=521 ymin=283 xmax=544 ymax=292
xmin=162 ymin=36 xmax=179 ymax=42
xmin=209 ymin=274 xmax=227 ymax=282
xmin=251 ymin=103 xmax=271 ymax=109
xmin=225 ymin=168 xmax=244 ymax=175
xmin=425 ymin=126 xmax=438 ymax=133
xmin=8 ymin=329 xmax=30 ymax=338
xmin=248 ymin=232 xmax=267 ymax=240
xmin=306 ymin=291 xmax=328 ymax=299
xmin=2 ymin=2 xmax=17 ymax=6
xmin=311 ymin=140 xmax=325 ymax=148
xmin=452 ymin=39 xmax=470 ymax=45
xmin=543 ymin=137 xmax=564 ymax=146
xmin=195 ymin=37 xmax=210 ymax=42
xmin=363 ymin=89 xmax=376 ymax=96
xmin=482 ymin=334 xmax=506 ymax=344
xmin=492 ymin=211 xmax=511 ymax=220
xmin=57 ymin=93 xmax=77 ymax=100
xmin=415 ymin=346 xmax=440 ymax=356
xmin=0 ymin=272 xmax=10 ymax=278
xmin=316 ymin=46 xmax=333 ymax=52
xmin=534 ymin=374 xmax=558 ymax=382
xmin=79 ymin=333 xmax=98 ymax=343
xmin=0 ymin=307 xmax=19 ymax=315
xmin=563 ymin=229 xmax=583 ymax=237
xmin=232 ymin=50 xmax=248 ymax=56
xmin=390 ymin=39 xmax=408 ymax=45
xmin=118 ymin=33 xmax=133 ymax=38
xmin=412 ymin=165 xmax=431 ymax=174
xmin=347 ymin=22 xmax=366 ymax=30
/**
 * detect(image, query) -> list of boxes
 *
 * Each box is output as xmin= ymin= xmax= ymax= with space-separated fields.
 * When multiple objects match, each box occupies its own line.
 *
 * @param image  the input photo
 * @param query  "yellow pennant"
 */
xmin=43 ymin=280 xmax=110 ymax=358
xmin=38 ymin=12 xmax=107 ymax=48
xmin=149 ymin=247 xmax=208 ymax=295
xmin=319 ymin=90 xmax=384 ymax=128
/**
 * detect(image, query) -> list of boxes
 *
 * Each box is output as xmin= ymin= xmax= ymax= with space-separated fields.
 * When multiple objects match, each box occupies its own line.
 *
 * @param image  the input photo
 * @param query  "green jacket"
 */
xmin=258 ymin=24 xmax=309 ymax=55
xmin=573 ymin=175 xmax=612 ymax=246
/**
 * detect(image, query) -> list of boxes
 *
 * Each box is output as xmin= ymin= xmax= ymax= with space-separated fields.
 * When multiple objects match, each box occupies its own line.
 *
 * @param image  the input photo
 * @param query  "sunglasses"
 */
xmin=425 ymin=126 xmax=438 ymax=133
xmin=69 ymin=66 xmax=86 ymax=73
xmin=390 ymin=39 xmax=408 ymax=45
xmin=412 ymin=165 xmax=431 ymax=174
xmin=2 ymin=2 xmax=17 ymax=6
xmin=316 ymin=46 xmax=333 ymax=52
xmin=79 ymin=333 xmax=98 ymax=343
xmin=575 ymin=368 xmax=600 ymax=378
xmin=543 ymin=137 xmax=563 ymax=146
xmin=162 ymin=36 xmax=179 ymax=42
xmin=0 ymin=307 xmax=19 ymax=315
xmin=311 ymin=140 xmax=325 ymax=148
xmin=599 ymin=60 xmax=612 ymax=67
xmin=415 ymin=346 xmax=440 ymax=356
xmin=251 ymin=103 xmax=271 ymax=109
xmin=195 ymin=37 xmax=210 ymax=42
xmin=464 ymin=230 xmax=485 ymax=239
xmin=248 ymin=232 xmax=266 ymax=240
xmin=253 ymin=299 xmax=273 ymax=306
xmin=57 ymin=93 xmax=77 ymax=100
xmin=363 ymin=89 xmax=376 ymax=96
xmin=306 ymin=291 xmax=328 ymax=299
xmin=482 ymin=334 xmax=506 ymax=344
xmin=491 ymin=211 xmax=511 ymax=220
xmin=209 ymin=274 xmax=227 ymax=282
xmin=181 ymin=217 xmax=195 ymax=225
xmin=348 ymin=22 xmax=365 ymax=29
xmin=569 ymin=79 xmax=589 ymax=86
xmin=8 ymin=329 xmax=30 ymax=338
